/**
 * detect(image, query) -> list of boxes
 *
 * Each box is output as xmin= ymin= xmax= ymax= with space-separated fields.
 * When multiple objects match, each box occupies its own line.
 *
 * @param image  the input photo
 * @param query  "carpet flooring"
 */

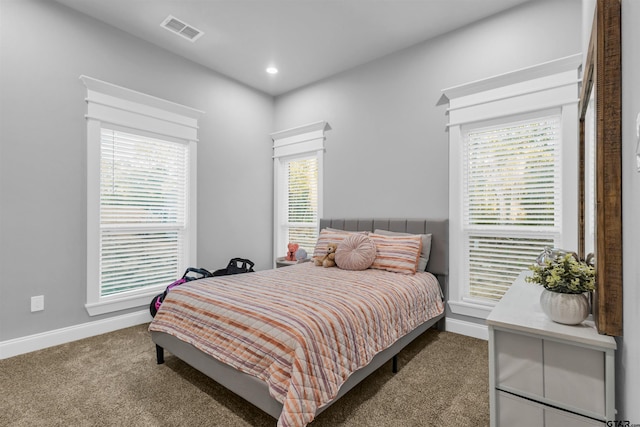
xmin=0 ymin=324 xmax=489 ymax=426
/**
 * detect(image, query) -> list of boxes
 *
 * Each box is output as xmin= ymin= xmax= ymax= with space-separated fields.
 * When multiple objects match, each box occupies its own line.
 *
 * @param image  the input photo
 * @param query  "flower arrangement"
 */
xmin=526 ymin=250 xmax=595 ymax=294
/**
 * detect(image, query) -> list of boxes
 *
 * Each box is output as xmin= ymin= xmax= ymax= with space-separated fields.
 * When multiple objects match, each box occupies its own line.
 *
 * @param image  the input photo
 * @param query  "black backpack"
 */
xmin=212 ymin=258 xmax=255 ymax=276
xmin=149 ymin=267 xmax=212 ymax=317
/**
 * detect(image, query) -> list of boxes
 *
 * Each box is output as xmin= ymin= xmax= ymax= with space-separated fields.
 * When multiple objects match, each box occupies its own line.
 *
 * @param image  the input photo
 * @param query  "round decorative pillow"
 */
xmin=335 ymin=233 xmax=377 ymax=271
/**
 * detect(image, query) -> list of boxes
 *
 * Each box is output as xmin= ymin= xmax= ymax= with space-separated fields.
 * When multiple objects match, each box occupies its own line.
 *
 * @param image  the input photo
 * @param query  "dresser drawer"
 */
xmin=544 ymin=340 xmax=605 ymax=416
xmin=495 ymin=329 xmax=606 ymax=417
xmin=497 ymin=391 xmax=543 ymax=427
xmin=495 ymin=330 xmax=543 ymax=397
xmin=497 ymin=391 xmax=603 ymax=427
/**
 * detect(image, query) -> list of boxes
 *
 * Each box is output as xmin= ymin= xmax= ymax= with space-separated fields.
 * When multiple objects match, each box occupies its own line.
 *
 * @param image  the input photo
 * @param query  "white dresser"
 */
xmin=486 ymin=272 xmax=616 ymax=426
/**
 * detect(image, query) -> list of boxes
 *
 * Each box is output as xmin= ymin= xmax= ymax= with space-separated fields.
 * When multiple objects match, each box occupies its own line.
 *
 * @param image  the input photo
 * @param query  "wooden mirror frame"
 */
xmin=578 ymin=0 xmax=622 ymax=336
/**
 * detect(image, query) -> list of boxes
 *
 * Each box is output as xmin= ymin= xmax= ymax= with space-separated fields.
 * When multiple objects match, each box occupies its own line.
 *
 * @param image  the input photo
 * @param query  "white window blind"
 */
xmin=100 ymin=128 xmax=188 ymax=297
xmin=285 ymin=156 xmax=319 ymax=253
xmin=463 ymin=114 xmax=561 ymax=301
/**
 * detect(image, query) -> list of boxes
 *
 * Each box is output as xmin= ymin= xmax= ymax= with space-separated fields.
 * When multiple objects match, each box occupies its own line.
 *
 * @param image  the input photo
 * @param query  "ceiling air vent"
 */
xmin=161 ymin=15 xmax=204 ymax=42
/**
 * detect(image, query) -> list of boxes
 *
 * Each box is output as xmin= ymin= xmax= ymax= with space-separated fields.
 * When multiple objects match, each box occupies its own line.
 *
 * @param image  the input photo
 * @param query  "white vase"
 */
xmin=539 ymin=289 xmax=590 ymax=325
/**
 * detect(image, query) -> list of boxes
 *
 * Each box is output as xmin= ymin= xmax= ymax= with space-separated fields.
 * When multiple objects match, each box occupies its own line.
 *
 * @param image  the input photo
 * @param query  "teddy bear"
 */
xmin=285 ymin=242 xmax=299 ymax=261
xmin=314 ymin=243 xmax=337 ymax=268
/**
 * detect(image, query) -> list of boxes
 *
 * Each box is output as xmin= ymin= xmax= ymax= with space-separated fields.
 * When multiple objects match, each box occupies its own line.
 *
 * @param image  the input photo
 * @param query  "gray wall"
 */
xmin=0 ymin=0 xmax=274 ymax=341
xmin=275 ymin=0 xmax=580 ymax=220
xmin=274 ymin=0 xmax=582 ymax=325
xmin=619 ymin=1 xmax=640 ymax=421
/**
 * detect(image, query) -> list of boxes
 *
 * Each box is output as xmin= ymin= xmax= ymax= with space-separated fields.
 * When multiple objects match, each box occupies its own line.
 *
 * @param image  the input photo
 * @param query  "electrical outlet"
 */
xmin=31 ymin=295 xmax=44 ymax=312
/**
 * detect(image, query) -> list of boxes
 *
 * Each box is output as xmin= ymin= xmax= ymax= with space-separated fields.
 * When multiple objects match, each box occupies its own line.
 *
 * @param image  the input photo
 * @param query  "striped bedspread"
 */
xmin=149 ymin=263 xmax=444 ymax=427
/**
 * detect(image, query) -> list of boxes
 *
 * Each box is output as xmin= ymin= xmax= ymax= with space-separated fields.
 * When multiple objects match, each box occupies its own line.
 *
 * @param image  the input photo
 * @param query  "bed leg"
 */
xmin=392 ymin=355 xmax=398 ymax=373
xmin=156 ymin=344 xmax=165 ymax=364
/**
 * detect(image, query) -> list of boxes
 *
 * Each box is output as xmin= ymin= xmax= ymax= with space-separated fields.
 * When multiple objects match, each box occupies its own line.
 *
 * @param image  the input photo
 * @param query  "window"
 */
xmin=271 ymin=122 xmax=330 ymax=261
xmin=443 ymin=55 xmax=580 ymax=319
xmin=82 ymin=76 xmax=202 ymax=316
xmin=463 ymin=113 xmax=561 ymax=301
xmin=100 ymin=128 xmax=188 ymax=297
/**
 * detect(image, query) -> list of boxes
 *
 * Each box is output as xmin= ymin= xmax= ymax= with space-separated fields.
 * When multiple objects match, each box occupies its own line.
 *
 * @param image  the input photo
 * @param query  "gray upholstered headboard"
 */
xmin=318 ymin=218 xmax=449 ymax=277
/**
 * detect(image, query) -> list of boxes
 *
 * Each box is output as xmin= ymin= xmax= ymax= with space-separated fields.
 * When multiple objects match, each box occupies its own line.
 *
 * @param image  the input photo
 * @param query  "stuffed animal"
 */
xmin=295 ymin=248 xmax=308 ymax=262
xmin=285 ymin=243 xmax=299 ymax=261
xmin=314 ymin=243 xmax=337 ymax=268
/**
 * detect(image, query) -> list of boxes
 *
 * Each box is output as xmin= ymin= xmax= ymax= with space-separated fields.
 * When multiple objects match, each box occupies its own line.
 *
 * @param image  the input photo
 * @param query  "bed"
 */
xmin=149 ymin=218 xmax=448 ymax=427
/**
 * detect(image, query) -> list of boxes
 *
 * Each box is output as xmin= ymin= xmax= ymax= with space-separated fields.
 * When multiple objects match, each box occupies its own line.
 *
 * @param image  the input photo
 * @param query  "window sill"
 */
xmin=85 ymin=288 xmax=162 ymax=316
xmin=448 ymin=299 xmax=495 ymax=320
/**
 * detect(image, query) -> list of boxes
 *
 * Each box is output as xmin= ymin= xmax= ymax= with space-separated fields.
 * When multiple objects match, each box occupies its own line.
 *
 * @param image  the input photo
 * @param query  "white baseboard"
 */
xmin=445 ymin=317 xmax=489 ymax=340
xmin=0 ymin=310 xmax=152 ymax=360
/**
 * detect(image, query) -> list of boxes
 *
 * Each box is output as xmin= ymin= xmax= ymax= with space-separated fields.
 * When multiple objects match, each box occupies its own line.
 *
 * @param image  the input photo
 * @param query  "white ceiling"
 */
xmin=54 ymin=0 xmax=531 ymax=96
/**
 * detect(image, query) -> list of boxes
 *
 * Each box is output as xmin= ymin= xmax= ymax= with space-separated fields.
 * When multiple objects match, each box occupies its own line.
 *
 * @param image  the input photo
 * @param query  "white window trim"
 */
xmin=442 ymin=54 xmax=581 ymax=319
xmin=271 ymin=121 xmax=330 ymax=266
xmin=81 ymin=75 xmax=203 ymax=316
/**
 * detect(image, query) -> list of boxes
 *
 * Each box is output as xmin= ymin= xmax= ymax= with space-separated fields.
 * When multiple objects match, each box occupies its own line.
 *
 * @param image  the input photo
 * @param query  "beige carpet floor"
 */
xmin=0 ymin=324 xmax=489 ymax=426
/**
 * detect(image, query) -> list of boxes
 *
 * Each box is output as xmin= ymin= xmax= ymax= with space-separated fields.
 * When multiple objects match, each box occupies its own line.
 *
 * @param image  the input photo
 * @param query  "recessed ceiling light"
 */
xmin=266 ymin=67 xmax=279 ymax=74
